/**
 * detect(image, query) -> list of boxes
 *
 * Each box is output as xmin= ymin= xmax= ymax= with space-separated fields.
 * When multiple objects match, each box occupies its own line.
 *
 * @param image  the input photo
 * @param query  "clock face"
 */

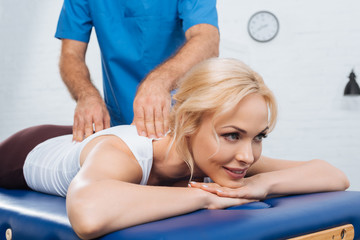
xmin=248 ymin=11 xmax=279 ymax=42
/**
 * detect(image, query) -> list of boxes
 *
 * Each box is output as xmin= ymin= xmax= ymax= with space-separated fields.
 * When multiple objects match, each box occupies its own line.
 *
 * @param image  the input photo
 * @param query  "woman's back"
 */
xmin=24 ymin=125 xmax=153 ymax=197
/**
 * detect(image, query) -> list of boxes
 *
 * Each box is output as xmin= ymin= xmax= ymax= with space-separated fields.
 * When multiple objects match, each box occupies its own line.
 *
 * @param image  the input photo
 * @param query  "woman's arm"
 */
xmin=67 ymin=136 xmax=250 ymax=239
xmin=190 ymin=156 xmax=350 ymax=200
xmin=249 ymin=156 xmax=350 ymax=196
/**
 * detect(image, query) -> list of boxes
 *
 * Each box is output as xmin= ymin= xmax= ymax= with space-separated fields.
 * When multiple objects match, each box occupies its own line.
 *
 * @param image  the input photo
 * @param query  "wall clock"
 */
xmin=248 ymin=11 xmax=279 ymax=42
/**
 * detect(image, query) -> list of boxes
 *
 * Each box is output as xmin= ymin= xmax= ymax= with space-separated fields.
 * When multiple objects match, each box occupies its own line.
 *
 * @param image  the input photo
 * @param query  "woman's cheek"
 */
xmin=252 ymin=144 xmax=262 ymax=163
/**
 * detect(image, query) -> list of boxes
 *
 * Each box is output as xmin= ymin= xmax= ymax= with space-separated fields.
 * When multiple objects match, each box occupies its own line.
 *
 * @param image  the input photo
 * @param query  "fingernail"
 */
xmin=140 ymin=131 xmax=146 ymax=137
xmin=158 ymin=133 xmax=164 ymax=138
xmin=202 ymin=185 xmax=209 ymax=188
xmin=149 ymin=135 xmax=156 ymax=139
xmin=216 ymin=189 xmax=223 ymax=193
xmin=188 ymin=184 xmax=191 ymax=188
xmin=190 ymin=181 xmax=197 ymax=184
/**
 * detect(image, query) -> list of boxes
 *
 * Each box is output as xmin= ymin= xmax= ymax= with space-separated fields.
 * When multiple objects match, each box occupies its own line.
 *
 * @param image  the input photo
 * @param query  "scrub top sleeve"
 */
xmin=55 ymin=0 xmax=93 ymax=43
xmin=178 ymin=0 xmax=219 ymax=33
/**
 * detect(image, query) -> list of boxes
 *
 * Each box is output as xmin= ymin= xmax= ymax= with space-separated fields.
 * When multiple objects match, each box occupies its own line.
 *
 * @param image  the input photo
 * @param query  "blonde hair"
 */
xmin=168 ymin=58 xmax=277 ymax=180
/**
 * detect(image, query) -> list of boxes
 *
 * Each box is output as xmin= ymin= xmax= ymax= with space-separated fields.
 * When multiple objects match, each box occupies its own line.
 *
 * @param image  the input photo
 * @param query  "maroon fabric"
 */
xmin=0 ymin=125 xmax=72 ymax=189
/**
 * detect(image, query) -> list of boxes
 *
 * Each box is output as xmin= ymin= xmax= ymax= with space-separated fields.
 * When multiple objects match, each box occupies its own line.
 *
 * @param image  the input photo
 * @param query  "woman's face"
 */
xmin=190 ymin=93 xmax=269 ymax=188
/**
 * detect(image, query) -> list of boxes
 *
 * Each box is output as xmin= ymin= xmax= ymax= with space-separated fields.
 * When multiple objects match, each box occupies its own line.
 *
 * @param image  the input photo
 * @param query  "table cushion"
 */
xmin=0 ymin=188 xmax=359 ymax=240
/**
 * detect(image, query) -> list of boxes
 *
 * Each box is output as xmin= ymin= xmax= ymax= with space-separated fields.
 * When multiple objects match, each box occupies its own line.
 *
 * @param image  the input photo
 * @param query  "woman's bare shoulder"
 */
xmin=78 ymin=135 xmax=143 ymax=184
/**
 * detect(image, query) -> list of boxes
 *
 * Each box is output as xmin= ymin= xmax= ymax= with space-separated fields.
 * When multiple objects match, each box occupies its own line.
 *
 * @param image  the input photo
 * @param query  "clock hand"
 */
xmin=257 ymin=24 xmax=268 ymax=31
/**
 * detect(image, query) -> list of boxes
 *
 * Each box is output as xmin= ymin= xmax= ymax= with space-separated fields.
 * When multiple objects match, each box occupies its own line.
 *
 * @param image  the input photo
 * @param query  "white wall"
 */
xmin=0 ymin=0 xmax=102 ymax=131
xmin=217 ymin=0 xmax=360 ymax=190
xmin=1 ymin=0 xmax=359 ymax=190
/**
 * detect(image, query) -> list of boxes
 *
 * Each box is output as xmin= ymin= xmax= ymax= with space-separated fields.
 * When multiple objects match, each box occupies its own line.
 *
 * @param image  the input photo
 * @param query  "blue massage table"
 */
xmin=0 ymin=188 xmax=359 ymax=240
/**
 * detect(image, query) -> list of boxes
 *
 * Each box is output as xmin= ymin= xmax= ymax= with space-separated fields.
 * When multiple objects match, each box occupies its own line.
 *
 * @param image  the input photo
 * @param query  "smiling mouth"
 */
xmin=223 ymin=167 xmax=247 ymax=179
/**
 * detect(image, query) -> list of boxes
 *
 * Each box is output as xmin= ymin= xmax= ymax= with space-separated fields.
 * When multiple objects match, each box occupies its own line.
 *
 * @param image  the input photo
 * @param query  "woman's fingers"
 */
xmin=206 ymin=194 xmax=258 ymax=210
xmin=189 ymin=182 xmax=221 ymax=194
xmin=189 ymin=182 xmax=259 ymax=209
xmin=189 ymin=181 xmax=253 ymax=199
xmin=189 ymin=181 xmax=220 ymax=188
xmin=215 ymin=187 xmax=248 ymax=198
xmin=190 ymin=182 xmax=236 ymax=196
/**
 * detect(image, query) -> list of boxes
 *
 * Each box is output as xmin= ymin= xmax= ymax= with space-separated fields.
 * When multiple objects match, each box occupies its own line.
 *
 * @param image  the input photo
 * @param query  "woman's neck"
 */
xmin=150 ymin=135 xmax=205 ymax=186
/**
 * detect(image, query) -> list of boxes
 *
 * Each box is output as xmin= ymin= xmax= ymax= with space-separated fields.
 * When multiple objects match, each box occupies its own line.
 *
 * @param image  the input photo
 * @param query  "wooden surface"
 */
xmin=289 ymin=224 xmax=354 ymax=240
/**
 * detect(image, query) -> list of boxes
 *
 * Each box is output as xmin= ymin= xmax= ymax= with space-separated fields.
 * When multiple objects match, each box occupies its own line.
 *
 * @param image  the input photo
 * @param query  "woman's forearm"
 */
xmin=190 ymin=159 xmax=349 ymax=202
xmin=67 ymin=180 xmax=217 ymax=239
xmin=67 ymin=178 xmax=250 ymax=239
xmin=263 ymin=159 xmax=350 ymax=196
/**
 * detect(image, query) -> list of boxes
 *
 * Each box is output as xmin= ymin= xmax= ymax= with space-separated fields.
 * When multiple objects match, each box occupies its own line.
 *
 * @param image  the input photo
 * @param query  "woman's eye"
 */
xmin=222 ymin=132 xmax=240 ymax=141
xmin=254 ymin=133 xmax=267 ymax=142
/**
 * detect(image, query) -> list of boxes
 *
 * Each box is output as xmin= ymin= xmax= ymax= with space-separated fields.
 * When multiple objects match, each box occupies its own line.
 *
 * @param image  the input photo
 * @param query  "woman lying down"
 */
xmin=0 ymin=58 xmax=349 ymax=239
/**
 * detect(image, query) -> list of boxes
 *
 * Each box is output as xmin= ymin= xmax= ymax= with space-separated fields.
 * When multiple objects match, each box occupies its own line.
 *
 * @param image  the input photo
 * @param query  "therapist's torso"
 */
xmin=55 ymin=0 xmax=218 ymax=125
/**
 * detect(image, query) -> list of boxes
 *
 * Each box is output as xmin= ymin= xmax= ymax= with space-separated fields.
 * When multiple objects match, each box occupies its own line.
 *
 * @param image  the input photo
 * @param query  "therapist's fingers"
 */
xmin=133 ymin=81 xmax=172 ymax=138
xmin=156 ymin=92 xmax=171 ymax=137
xmin=103 ymin=113 xmax=111 ymax=129
xmin=73 ymin=102 xmax=87 ymax=142
xmin=84 ymin=119 xmax=94 ymax=139
xmin=133 ymin=96 xmax=163 ymax=138
xmin=73 ymin=95 xmax=110 ymax=142
xmin=162 ymin=100 xmax=170 ymax=136
xmin=133 ymin=106 xmax=147 ymax=137
xmin=93 ymin=119 xmax=104 ymax=134
xmin=73 ymin=114 xmax=85 ymax=142
xmin=144 ymin=107 xmax=156 ymax=138
xmin=73 ymin=113 xmax=92 ymax=141
xmin=134 ymin=105 xmax=166 ymax=138
xmin=93 ymin=105 xmax=111 ymax=133
xmin=154 ymin=106 xmax=164 ymax=138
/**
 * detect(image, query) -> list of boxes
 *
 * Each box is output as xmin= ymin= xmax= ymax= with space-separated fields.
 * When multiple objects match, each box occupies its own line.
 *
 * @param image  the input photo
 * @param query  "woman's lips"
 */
xmin=223 ymin=166 xmax=247 ymax=179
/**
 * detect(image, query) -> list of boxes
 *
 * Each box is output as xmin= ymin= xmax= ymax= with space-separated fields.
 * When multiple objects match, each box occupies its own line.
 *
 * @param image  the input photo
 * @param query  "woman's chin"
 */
xmin=214 ymin=178 xmax=244 ymax=189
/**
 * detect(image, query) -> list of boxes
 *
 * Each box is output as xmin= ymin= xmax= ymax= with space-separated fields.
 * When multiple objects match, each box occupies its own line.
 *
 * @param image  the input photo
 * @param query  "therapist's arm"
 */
xmin=133 ymin=23 xmax=219 ymax=138
xmin=59 ymin=39 xmax=111 ymax=142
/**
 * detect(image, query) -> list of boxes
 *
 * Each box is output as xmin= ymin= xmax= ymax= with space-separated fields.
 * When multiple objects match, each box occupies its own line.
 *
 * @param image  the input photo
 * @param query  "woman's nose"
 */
xmin=235 ymin=142 xmax=255 ymax=166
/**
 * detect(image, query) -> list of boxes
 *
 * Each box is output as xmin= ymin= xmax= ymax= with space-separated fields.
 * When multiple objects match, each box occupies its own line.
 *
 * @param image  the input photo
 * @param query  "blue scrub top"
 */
xmin=55 ymin=0 xmax=218 ymax=126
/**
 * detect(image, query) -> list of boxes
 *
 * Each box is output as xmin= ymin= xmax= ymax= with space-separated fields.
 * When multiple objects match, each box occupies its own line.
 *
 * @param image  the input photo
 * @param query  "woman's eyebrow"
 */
xmin=222 ymin=125 xmax=247 ymax=134
xmin=222 ymin=126 xmax=269 ymax=134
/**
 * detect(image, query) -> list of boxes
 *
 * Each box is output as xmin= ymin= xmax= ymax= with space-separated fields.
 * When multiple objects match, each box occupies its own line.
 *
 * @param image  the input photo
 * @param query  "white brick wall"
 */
xmin=1 ymin=0 xmax=359 ymax=189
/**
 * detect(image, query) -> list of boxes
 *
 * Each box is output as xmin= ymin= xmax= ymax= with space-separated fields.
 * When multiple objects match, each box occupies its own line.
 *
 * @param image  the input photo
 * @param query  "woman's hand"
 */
xmin=189 ymin=174 xmax=270 ymax=200
xmin=202 ymin=189 xmax=258 ymax=209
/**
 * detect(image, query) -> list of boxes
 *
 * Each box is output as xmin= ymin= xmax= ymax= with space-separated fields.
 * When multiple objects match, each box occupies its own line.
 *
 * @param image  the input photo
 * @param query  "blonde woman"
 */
xmin=0 ymin=58 xmax=349 ymax=239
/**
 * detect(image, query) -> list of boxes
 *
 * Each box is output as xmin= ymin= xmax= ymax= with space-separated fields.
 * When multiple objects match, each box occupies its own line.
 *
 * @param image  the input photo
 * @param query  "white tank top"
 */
xmin=23 ymin=125 xmax=153 ymax=197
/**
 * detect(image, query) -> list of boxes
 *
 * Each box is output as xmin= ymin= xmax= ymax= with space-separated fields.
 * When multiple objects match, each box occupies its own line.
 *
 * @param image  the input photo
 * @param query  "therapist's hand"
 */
xmin=133 ymin=80 xmax=171 ymax=138
xmin=59 ymin=39 xmax=111 ymax=142
xmin=73 ymin=94 xmax=111 ymax=142
xmin=131 ymin=24 xmax=219 ymax=139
